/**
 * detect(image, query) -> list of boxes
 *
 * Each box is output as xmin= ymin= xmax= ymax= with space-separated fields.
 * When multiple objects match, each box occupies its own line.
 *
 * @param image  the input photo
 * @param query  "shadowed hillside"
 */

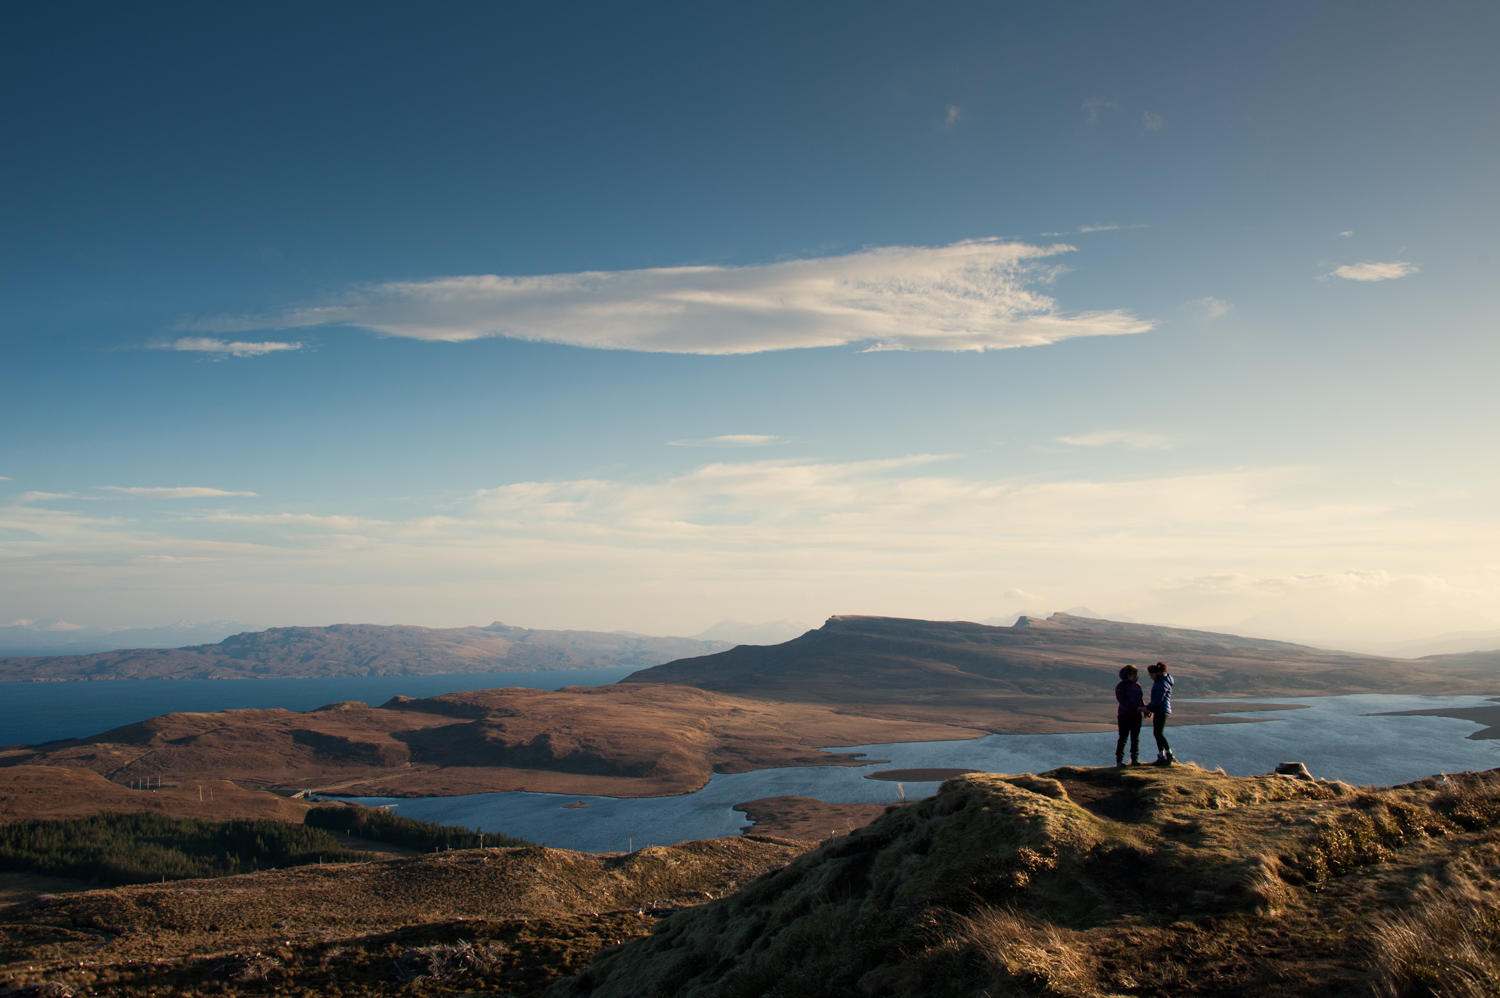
xmin=0 ymin=622 xmax=731 ymax=683
xmin=0 ymin=835 xmax=808 ymax=996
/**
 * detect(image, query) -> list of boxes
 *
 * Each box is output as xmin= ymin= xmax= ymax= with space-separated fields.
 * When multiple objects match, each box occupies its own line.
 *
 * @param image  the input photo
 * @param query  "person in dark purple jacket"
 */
xmin=1114 ymin=665 xmax=1146 ymax=766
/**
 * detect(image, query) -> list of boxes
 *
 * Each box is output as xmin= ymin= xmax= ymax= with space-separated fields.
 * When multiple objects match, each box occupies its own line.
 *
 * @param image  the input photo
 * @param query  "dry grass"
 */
xmin=1368 ymin=870 xmax=1500 ymax=997
xmin=939 ymin=904 xmax=1098 ymax=997
xmin=555 ymin=765 xmax=1500 ymax=998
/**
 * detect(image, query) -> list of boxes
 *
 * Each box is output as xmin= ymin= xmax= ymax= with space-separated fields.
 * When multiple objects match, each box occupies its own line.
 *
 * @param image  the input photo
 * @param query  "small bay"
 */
xmin=348 ymin=695 xmax=1500 ymax=853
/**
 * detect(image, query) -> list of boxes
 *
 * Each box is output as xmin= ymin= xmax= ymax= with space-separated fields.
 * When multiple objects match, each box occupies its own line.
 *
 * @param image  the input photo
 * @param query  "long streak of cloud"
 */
xmin=1056 ymin=431 xmax=1179 ymax=450
xmin=1328 ymin=261 xmax=1419 ymax=282
xmin=669 ymin=434 xmax=781 ymax=448
xmin=100 ymin=486 xmax=258 ymax=499
xmin=165 ymin=337 xmax=302 ymax=358
xmin=190 ymin=240 xmax=1154 ymax=355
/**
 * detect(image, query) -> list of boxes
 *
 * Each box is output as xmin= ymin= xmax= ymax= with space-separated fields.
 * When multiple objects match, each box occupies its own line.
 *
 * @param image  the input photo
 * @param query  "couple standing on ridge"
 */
xmin=1114 ymin=662 xmax=1175 ymax=766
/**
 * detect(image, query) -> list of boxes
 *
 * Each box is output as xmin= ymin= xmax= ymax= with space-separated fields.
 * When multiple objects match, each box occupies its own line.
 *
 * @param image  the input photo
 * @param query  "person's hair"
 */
xmin=1151 ymin=661 xmax=1169 ymax=674
xmin=1118 ymin=665 xmax=1137 ymax=680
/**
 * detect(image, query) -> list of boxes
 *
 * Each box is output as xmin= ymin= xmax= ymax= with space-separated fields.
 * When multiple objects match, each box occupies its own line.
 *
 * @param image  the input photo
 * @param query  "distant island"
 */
xmin=0 ymin=621 xmax=734 ymax=683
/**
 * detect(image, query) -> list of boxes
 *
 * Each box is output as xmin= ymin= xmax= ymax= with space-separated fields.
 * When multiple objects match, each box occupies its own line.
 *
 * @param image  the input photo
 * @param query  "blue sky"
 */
xmin=3 ymin=1 xmax=1497 ymax=653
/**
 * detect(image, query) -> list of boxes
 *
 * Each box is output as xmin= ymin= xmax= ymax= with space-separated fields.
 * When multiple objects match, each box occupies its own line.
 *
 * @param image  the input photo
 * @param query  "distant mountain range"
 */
xmin=0 ymin=622 xmax=732 ymax=683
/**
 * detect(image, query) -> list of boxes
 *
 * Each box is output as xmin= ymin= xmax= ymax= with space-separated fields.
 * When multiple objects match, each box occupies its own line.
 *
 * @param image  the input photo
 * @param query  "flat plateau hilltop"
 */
xmin=0 ymin=622 xmax=731 ymax=683
xmin=5 ymin=765 xmax=1500 ymax=996
xmin=626 ymin=612 xmax=1500 ymax=707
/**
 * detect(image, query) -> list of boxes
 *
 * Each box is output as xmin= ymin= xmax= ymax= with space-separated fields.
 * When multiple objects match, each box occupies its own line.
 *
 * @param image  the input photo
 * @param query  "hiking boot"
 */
xmin=1165 ymin=750 xmax=1177 ymax=764
xmin=1154 ymin=755 xmax=1172 ymax=766
xmin=1114 ymin=756 xmax=1124 ymax=767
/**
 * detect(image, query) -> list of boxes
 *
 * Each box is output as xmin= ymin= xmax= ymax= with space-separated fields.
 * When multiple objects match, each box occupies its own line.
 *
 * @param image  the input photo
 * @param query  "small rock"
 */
xmin=1274 ymin=761 xmax=1312 ymax=779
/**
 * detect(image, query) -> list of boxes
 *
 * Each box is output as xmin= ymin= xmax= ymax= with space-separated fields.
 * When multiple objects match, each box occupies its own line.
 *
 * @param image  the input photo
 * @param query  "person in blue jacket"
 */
xmin=1147 ymin=661 xmax=1176 ymax=765
xmin=1114 ymin=665 xmax=1146 ymax=766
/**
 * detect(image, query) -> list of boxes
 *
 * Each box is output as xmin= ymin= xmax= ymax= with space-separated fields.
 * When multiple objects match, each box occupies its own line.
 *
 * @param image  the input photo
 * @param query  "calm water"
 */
xmin=8 ymin=682 xmax=1499 ymax=855
xmin=0 ymin=668 xmax=637 ymax=747
xmin=348 ymin=695 xmax=1500 ymax=853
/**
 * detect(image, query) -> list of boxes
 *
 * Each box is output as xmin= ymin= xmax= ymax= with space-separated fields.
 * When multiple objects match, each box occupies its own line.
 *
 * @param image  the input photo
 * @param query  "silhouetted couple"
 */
xmin=1114 ymin=662 xmax=1175 ymax=766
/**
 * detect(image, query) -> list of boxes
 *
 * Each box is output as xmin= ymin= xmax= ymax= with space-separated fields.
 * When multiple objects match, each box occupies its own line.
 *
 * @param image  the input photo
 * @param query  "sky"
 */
xmin=3 ymin=1 xmax=1498 ymax=655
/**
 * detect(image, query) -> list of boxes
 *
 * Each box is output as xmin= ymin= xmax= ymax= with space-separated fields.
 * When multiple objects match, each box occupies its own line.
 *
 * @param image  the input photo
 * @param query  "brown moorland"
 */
xmin=0 ymin=683 xmax=981 ymax=801
xmin=0 ymin=835 xmax=808 ymax=997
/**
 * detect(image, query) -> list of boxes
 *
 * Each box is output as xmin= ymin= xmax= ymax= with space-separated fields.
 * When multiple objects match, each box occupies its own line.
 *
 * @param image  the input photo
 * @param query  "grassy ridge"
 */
xmin=305 ymin=805 xmax=530 ymax=851
xmin=0 ymin=807 xmax=530 ymax=887
xmin=0 ymin=812 xmax=360 ymax=885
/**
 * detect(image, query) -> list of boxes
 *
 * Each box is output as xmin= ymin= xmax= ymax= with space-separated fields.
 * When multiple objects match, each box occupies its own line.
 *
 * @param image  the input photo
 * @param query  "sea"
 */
xmin=0 ymin=667 xmax=637 ymax=747
xmin=353 ymin=692 xmax=1500 ymax=852
xmin=4 ymin=676 xmax=1498 ymax=854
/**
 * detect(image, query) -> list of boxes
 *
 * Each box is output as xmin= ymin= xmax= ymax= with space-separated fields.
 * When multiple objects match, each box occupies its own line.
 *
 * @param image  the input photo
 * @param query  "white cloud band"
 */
xmin=1056 ymin=431 xmax=1179 ymax=450
xmin=668 ymin=434 xmax=781 ymax=448
xmin=166 ymin=337 xmax=302 ymax=358
xmin=195 ymin=240 xmax=1153 ymax=355
xmin=100 ymin=486 xmax=258 ymax=499
xmin=1328 ymin=261 xmax=1419 ymax=282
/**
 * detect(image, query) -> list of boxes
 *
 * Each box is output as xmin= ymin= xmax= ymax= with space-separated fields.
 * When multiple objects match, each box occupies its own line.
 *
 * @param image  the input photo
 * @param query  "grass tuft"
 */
xmin=1367 ymin=871 xmax=1500 ymax=997
xmin=939 ymin=904 xmax=1098 ymax=997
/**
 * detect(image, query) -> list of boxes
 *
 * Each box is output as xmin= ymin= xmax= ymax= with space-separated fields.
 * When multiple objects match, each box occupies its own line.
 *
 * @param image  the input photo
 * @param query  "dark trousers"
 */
xmin=1152 ymin=712 xmax=1171 ymax=755
xmin=1116 ymin=713 xmax=1141 ymax=761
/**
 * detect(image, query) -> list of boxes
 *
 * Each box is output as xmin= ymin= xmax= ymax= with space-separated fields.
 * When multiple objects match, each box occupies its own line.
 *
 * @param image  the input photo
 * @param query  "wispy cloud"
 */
xmin=189 ymin=240 xmax=1155 ymax=356
xmin=1082 ymin=98 xmax=1117 ymax=125
xmin=1043 ymin=224 xmax=1149 ymax=237
xmin=100 ymin=486 xmax=258 ymax=499
xmin=1187 ymin=296 xmax=1232 ymax=319
xmin=1056 ymin=430 xmax=1180 ymax=450
xmin=19 ymin=491 xmax=84 ymax=503
xmin=1326 ymin=261 xmax=1419 ymax=283
xmin=183 ymin=511 xmax=383 ymax=530
xmin=943 ymin=104 xmax=961 ymax=129
xmin=161 ymin=336 xmax=303 ymax=358
xmin=1142 ymin=110 xmax=1166 ymax=132
xmin=669 ymin=434 xmax=783 ymax=448
xmin=1339 ymin=230 xmax=1354 ymax=238
xmin=5 ymin=458 xmax=1497 ymax=645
